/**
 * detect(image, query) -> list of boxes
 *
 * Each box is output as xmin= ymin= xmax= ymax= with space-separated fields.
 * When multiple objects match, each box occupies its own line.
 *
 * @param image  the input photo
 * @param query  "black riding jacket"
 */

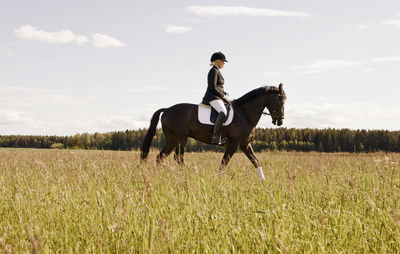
xmin=202 ymin=65 xmax=227 ymax=104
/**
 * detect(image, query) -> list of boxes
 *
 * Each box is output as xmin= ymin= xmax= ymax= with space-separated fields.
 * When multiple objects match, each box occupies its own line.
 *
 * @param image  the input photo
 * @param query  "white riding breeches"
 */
xmin=209 ymin=99 xmax=227 ymax=116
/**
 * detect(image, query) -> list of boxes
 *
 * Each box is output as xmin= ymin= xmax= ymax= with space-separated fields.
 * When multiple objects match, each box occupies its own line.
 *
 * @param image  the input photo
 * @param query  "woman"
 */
xmin=202 ymin=52 xmax=232 ymax=145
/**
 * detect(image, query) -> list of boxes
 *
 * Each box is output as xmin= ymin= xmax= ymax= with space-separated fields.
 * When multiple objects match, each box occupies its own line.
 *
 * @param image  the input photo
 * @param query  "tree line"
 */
xmin=1 ymin=128 xmax=399 ymax=153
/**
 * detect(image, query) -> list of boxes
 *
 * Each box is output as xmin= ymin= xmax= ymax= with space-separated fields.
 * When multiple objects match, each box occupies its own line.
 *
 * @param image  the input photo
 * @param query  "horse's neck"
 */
xmin=238 ymin=94 xmax=267 ymax=127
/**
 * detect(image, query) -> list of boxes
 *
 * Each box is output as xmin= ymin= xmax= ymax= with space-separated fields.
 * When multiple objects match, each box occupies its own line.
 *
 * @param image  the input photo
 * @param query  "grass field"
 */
xmin=0 ymin=148 xmax=399 ymax=253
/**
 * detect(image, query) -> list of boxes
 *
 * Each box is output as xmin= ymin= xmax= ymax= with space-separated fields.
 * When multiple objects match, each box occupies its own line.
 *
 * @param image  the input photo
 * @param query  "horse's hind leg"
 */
xmin=174 ymin=146 xmax=184 ymax=164
xmin=157 ymin=131 xmax=177 ymax=163
xmin=219 ymin=142 xmax=239 ymax=172
xmin=174 ymin=137 xmax=187 ymax=164
xmin=157 ymin=141 xmax=176 ymax=163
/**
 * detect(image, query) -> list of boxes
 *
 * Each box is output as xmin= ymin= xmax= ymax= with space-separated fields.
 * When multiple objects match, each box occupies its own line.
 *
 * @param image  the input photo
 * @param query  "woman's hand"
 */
xmin=223 ymin=95 xmax=232 ymax=105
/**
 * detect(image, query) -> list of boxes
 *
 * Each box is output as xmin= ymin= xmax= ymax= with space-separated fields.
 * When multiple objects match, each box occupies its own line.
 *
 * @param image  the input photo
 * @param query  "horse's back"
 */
xmin=164 ymin=103 xmax=197 ymax=115
xmin=161 ymin=103 xmax=197 ymax=128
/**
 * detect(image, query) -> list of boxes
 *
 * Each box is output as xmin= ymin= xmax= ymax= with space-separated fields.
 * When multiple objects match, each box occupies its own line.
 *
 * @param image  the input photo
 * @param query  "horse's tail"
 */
xmin=141 ymin=108 xmax=166 ymax=159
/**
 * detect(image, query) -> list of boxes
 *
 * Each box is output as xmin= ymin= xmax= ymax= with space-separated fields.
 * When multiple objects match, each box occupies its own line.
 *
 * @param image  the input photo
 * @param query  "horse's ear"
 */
xmin=279 ymin=83 xmax=283 ymax=94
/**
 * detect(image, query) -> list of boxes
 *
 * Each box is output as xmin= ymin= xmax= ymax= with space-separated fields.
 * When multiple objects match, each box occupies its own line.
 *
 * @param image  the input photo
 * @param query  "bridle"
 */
xmin=231 ymin=90 xmax=286 ymax=121
xmin=263 ymin=109 xmax=284 ymax=120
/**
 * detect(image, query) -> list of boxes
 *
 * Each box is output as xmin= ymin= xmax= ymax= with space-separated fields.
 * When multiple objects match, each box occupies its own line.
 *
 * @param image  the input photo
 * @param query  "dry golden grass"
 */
xmin=0 ymin=148 xmax=399 ymax=253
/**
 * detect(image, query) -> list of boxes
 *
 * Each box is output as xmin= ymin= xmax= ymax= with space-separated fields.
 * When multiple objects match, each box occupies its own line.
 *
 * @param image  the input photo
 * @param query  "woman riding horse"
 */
xmin=202 ymin=52 xmax=232 ymax=145
xmin=141 ymin=75 xmax=287 ymax=181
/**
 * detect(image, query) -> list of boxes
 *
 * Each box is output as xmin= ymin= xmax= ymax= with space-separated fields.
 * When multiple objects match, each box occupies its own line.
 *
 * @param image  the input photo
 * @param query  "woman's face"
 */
xmin=216 ymin=60 xmax=225 ymax=69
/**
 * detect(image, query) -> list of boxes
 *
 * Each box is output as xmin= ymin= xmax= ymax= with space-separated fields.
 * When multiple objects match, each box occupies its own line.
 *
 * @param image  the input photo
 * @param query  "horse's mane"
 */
xmin=233 ymin=86 xmax=279 ymax=105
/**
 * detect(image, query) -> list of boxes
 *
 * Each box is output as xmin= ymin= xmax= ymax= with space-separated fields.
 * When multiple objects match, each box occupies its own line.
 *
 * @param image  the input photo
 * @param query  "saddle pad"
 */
xmin=198 ymin=104 xmax=234 ymax=126
xmin=210 ymin=105 xmax=232 ymax=123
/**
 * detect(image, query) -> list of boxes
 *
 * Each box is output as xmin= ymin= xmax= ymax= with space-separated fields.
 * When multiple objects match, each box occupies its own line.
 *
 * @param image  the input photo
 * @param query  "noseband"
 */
xmin=268 ymin=110 xmax=284 ymax=120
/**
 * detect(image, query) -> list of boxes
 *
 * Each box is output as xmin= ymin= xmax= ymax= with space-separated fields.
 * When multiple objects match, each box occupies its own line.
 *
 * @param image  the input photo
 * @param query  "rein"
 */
xmin=232 ymin=103 xmax=273 ymax=117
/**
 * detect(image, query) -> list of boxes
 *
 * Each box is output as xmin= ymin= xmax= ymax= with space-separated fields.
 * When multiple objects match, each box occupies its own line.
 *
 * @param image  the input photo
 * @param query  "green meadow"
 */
xmin=0 ymin=149 xmax=399 ymax=253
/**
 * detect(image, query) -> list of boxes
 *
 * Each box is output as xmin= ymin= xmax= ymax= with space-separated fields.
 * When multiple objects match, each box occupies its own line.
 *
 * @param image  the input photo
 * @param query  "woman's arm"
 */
xmin=207 ymin=68 xmax=226 ymax=98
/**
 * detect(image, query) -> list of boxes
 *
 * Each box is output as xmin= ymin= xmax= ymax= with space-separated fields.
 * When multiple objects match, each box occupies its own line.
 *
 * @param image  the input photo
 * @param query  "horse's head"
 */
xmin=266 ymin=83 xmax=286 ymax=126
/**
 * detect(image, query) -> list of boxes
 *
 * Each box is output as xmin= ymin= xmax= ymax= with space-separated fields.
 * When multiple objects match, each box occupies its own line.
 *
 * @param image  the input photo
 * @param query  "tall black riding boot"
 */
xmin=211 ymin=112 xmax=227 ymax=145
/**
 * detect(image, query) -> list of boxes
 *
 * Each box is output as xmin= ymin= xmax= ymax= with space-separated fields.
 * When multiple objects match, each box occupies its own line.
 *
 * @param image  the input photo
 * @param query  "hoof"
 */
xmin=256 ymin=167 xmax=265 ymax=181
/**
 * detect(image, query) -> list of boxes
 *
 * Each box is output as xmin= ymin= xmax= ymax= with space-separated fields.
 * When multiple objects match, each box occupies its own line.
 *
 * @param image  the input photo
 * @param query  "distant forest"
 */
xmin=1 ymin=128 xmax=400 ymax=153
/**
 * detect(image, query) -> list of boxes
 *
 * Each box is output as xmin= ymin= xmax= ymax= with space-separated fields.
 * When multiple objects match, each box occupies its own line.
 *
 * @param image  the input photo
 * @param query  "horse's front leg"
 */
xmin=219 ymin=142 xmax=239 ymax=172
xmin=240 ymin=143 xmax=265 ymax=181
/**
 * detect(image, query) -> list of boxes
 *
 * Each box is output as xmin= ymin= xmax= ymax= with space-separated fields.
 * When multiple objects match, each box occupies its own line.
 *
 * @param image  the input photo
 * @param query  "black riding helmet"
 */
xmin=210 ymin=52 xmax=228 ymax=62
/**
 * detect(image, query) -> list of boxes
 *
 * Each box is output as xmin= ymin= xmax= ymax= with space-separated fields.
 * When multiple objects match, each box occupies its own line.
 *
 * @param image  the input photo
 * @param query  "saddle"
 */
xmin=198 ymin=103 xmax=234 ymax=126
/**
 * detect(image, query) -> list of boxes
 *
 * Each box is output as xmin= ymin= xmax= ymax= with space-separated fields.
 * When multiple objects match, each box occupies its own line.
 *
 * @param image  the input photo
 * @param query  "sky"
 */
xmin=1 ymin=0 xmax=400 ymax=135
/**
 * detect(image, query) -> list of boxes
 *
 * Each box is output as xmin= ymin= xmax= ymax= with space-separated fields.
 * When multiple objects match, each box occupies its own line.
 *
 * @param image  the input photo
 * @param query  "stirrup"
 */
xmin=211 ymin=135 xmax=227 ymax=145
xmin=210 ymin=134 xmax=220 ymax=144
xmin=220 ymin=137 xmax=228 ymax=145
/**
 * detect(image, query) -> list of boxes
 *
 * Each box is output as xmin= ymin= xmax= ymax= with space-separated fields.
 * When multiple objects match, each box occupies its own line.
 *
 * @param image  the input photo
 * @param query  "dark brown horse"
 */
xmin=141 ymin=84 xmax=286 ymax=180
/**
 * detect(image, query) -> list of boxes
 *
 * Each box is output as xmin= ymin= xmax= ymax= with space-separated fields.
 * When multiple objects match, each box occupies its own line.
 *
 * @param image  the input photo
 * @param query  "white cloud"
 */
xmin=91 ymin=115 xmax=150 ymax=131
xmin=0 ymin=46 xmax=16 ymax=56
xmin=0 ymin=87 xmax=101 ymax=135
xmin=382 ymin=20 xmax=400 ymax=27
xmin=381 ymin=14 xmax=400 ymax=28
xmin=291 ymin=59 xmax=361 ymax=74
xmin=0 ymin=113 xmax=148 ymax=135
xmin=272 ymin=56 xmax=400 ymax=77
xmin=370 ymin=56 xmax=400 ymax=63
xmin=14 ymin=25 xmax=89 ymax=45
xmin=14 ymin=25 xmax=126 ymax=49
xmin=349 ymin=23 xmax=368 ymax=30
xmin=381 ymin=19 xmax=400 ymax=28
xmin=0 ymin=86 xmax=36 ymax=93
xmin=0 ymin=86 xmax=97 ymax=107
xmin=163 ymin=24 xmax=193 ymax=33
xmin=0 ymin=110 xmax=30 ymax=126
xmin=363 ymin=68 xmax=374 ymax=72
xmin=285 ymin=101 xmax=400 ymax=130
xmin=265 ymin=71 xmax=282 ymax=77
xmin=186 ymin=5 xmax=310 ymax=18
xmin=186 ymin=88 xmax=204 ymax=94
xmin=130 ymin=86 xmax=166 ymax=93
xmin=92 ymin=33 xmax=126 ymax=48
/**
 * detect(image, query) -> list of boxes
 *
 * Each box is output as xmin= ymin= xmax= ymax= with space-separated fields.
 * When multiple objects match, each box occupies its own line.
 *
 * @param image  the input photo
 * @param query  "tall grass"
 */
xmin=0 ymin=149 xmax=399 ymax=253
